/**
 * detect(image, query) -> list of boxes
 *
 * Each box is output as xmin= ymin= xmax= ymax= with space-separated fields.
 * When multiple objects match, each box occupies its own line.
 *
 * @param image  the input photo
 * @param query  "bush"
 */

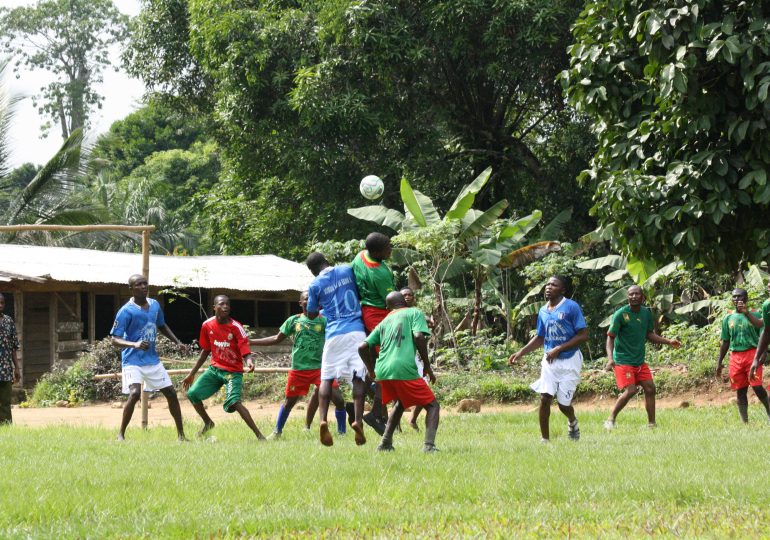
xmin=30 ymin=359 xmax=96 ymax=406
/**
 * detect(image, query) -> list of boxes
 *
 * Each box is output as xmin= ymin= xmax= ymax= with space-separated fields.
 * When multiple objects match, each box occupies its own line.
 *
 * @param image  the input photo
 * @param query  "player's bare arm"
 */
xmin=250 ymin=332 xmax=287 ymax=346
xmin=358 ymin=342 xmax=376 ymax=379
xmin=244 ymin=353 xmax=255 ymax=372
xmin=109 ymin=335 xmax=149 ymax=351
xmin=182 ymin=350 xmax=210 ymax=390
xmin=508 ymin=335 xmax=545 ymax=364
xmin=716 ymin=340 xmax=730 ymax=378
xmin=159 ymin=324 xmax=188 ymax=353
xmin=605 ymin=334 xmax=615 ymax=371
xmin=647 ymin=332 xmax=681 ymax=348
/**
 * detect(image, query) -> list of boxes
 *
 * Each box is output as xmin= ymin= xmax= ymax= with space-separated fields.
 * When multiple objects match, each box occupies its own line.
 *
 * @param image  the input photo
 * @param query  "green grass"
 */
xmin=1 ymin=406 xmax=769 ymax=538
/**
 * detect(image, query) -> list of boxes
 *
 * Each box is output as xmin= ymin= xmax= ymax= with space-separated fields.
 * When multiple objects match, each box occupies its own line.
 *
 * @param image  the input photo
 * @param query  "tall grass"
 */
xmin=0 ymin=406 xmax=768 ymax=537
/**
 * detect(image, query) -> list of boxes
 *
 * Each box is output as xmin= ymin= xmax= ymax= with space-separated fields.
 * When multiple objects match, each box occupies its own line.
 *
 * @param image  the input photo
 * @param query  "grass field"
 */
xmin=1 ymin=405 xmax=769 ymax=538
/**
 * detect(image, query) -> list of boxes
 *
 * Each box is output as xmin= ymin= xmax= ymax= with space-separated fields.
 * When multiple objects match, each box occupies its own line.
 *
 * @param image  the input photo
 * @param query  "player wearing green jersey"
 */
xmin=750 ymin=280 xmax=770 ymax=381
xmin=717 ymin=288 xmax=770 ymax=424
xmin=250 ymin=292 xmax=347 ymax=438
xmin=604 ymin=286 xmax=680 ymax=430
xmin=358 ymin=291 xmax=440 ymax=453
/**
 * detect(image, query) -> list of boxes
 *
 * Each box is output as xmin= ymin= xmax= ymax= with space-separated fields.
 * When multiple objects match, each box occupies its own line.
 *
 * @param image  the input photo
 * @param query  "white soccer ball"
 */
xmin=360 ymin=175 xmax=384 ymax=200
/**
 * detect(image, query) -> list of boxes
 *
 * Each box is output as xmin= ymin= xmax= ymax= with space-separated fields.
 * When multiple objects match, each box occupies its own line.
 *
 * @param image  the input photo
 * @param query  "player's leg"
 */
xmin=318 ymin=379 xmax=334 ymax=446
xmin=377 ymin=400 xmax=405 ymax=451
xmin=607 ymin=384 xmax=637 ymax=429
xmin=639 ymin=379 xmax=656 ymax=426
xmin=118 ymin=382 xmax=142 ymax=441
xmin=272 ymin=396 xmax=299 ymax=438
xmin=305 ymin=388 xmax=319 ymax=429
xmin=736 ymin=386 xmax=750 ymax=423
xmin=409 ymin=405 xmax=423 ymax=431
xmin=230 ymin=402 xmax=266 ymax=439
xmin=222 ymin=372 xmax=265 ymax=439
xmin=187 ymin=367 xmax=223 ymax=435
xmin=330 ymin=386 xmax=347 ymax=434
xmin=750 ymin=384 xmax=770 ymax=421
xmin=539 ymin=393 xmax=553 ymax=441
xmin=159 ymin=385 xmax=187 ymax=441
xmin=351 ymin=377 xmax=367 ymax=445
xmin=423 ymin=400 xmax=440 ymax=452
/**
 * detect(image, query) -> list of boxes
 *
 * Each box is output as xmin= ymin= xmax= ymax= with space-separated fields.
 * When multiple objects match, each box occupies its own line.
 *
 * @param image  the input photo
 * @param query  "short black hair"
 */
xmin=365 ymin=232 xmax=391 ymax=254
xmin=213 ymin=294 xmax=230 ymax=304
xmin=128 ymin=274 xmax=146 ymax=286
xmin=306 ymin=252 xmax=329 ymax=275
xmin=732 ymin=288 xmax=748 ymax=298
xmin=552 ymin=275 xmax=573 ymax=297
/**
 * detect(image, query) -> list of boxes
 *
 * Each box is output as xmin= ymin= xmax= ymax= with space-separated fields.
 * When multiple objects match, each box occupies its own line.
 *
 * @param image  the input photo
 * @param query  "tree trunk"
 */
xmin=57 ymin=95 xmax=69 ymax=139
xmin=471 ymin=273 xmax=482 ymax=335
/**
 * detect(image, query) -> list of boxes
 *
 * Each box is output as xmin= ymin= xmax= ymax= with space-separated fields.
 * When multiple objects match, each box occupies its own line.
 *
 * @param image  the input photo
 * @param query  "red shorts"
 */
xmin=614 ymin=363 xmax=653 ymax=389
xmin=285 ymin=369 xmax=338 ymax=397
xmin=378 ymin=379 xmax=436 ymax=409
xmin=729 ymin=348 xmax=763 ymax=390
xmin=362 ymin=305 xmax=389 ymax=333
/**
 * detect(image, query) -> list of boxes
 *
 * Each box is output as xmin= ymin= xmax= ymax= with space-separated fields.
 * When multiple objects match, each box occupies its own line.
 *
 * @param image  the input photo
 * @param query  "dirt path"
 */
xmin=10 ymin=386 xmax=743 ymax=428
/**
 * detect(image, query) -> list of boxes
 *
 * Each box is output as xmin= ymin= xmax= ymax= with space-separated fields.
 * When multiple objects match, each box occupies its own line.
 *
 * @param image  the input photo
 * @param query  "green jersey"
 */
xmin=351 ymin=250 xmax=394 ymax=309
xmin=279 ymin=314 xmax=326 ymax=371
xmin=607 ymin=304 xmax=654 ymax=366
xmin=365 ymin=307 xmax=430 ymax=380
xmin=721 ymin=310 xmax=763 ymax=352
xmin=762 ymin=299 xmax=770 ymax=328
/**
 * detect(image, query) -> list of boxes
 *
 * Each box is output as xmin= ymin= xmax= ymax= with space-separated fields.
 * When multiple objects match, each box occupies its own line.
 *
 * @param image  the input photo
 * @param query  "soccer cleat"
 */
xmin=422 ymin=443 xmax=439 ymax=453
xmin=540 ymin=438 xmax=550 ymax=444
xmin=647 ymin=422 xmax=657 ymax=429
xmin=568 ymin=418 xmax=580 ymax=441
xmin=267 ymin=431 xmax=281 ymax=440
xmin=319 ymin=421 xmax=334 ymax=447
xmin=603 ymin=419 xmax=615 ymax=431
xmin=376 ymin=441 xmax=395 ymax=452
xmin=363 ymin=412 xmax=386 ymax=436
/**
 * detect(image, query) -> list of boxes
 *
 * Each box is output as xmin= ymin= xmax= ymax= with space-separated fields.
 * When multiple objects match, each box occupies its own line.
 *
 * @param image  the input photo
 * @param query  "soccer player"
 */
xmin=508 ymin=275 xmax=588 ymax=442
xmin=749 ymin=280 xmax=770 ymax=382
xmin=400 ymin=286 xmax=433 ymax=431
xmin=306 ymin=252 xmax=368 ymax=446
xmin=110 ymin=274 xmax=187 ymax=441
xmin=716 ymin=288 xmax=770 ymax=424
xmin=250 ymin=291 xmax=347 ymax=438
xmin=351 ymin=232 xmax=395 ymax=433
xmin=182 ymin=295 xmax=266 ymax=439
xmin=359 ymin=291 xmax=440 ymax=452
xmin=604 ymin=285 xmax=681 ymax=430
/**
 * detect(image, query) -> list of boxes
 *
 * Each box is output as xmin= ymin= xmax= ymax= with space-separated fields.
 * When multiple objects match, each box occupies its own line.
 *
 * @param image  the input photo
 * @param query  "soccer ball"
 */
xmin=360 ymin=175 xmax=384 ymax=200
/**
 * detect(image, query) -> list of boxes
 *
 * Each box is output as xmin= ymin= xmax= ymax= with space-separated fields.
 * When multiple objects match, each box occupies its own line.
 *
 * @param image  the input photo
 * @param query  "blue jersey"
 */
xmin=111 ymin=298 xmax=166 ymax=367
xmin=536 ymin=298 xmax=587 ymax=359
xmin=307 ymin=266 xmax=365 ymax=338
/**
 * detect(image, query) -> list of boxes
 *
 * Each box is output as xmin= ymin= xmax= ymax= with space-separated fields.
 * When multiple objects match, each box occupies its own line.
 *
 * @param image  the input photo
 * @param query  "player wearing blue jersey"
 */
xmin=306 ymin=252 xmax=368 ymax=447
xmin=110 ymin=274 xmax=187 ymax=441
xmin=509 ymin=276 xmax=588 ymax=442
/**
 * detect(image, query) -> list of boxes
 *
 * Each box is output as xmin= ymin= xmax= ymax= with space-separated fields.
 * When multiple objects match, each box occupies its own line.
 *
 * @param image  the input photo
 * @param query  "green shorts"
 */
xmin=187 ymin=366 xmax=243 ymax=413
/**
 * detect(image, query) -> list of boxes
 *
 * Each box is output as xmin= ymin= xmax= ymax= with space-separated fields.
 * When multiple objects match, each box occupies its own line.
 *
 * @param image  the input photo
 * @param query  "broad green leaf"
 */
xmin=499 ymin=210 xmax=542 ymax=242
xmin=576 ymin=254 xmax=626 ymax=270
xmin=605 ymin=286 xmax=630 ymax=306
xmin=706 ymin=39 xmax=723 ymax=61
xmin=675 ymin=298 xmax=720 ymax=314
xmin=598 ymin=313 xmax=613 ymax=327
xmin=400 ymin=178 xmax=426 ymax=227
xmin=389 ymin=247 xmax=422 ymax=266
xmin=459 ymin=199 xmax=509 ymax=242
xmin=604 ymin=268 xmax=628 ymax=282
xmin=471 ymin=248 xmax=502 ymax=267
xmin=347 ymin=206 xmax=405 ymax=231
xmin=645 ymin=261 xmax=681 ymax=287
xmin=537 ymin=208 xmax=572 ymax=242
xmin=445 ymin=167 xmax=492 ymax=221
xmin=744 ymin=264 xmax=768 ymax=290
xmin=514 ymin=300 xmax=545 ymax=319
xmin=626 ymin=257 xmax=657 ymax=285
xmin=436 ymin=257 xmax=472 ymax=281
xmin=412 ymin=189 xmax=440 ymax=225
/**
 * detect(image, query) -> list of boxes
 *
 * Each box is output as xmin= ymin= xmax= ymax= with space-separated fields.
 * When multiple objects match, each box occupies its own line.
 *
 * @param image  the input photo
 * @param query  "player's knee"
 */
xmin=127 ymin=387 xmax=142 ymax=402
xmin=160 ymin=386 xmax=177 ymax=400
xmin=625 ymin=384 xmax=638 ymax=395
xmin=644 ymin=384 xmax=656 ymax=396
xmin=540 ymin=394 xmax=553 ymax=406
xmin=186 ymin=388 xmax=203 ymax=404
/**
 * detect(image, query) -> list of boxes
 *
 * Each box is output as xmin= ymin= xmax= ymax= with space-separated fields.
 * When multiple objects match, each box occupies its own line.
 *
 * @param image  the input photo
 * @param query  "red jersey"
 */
xmin=199 ymin=317 xmax=251 ymax=373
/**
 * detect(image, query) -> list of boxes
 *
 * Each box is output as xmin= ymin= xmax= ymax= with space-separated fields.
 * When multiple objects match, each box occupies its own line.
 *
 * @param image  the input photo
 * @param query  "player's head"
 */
xmin=366 ymin=232 xmax=392 ymax=260
xmin=213 ymin=294 xmax=231 ymax=319
xmin=545 ymin=275 xmax=571 ymax=300
xmin=732 ymin=288 xmax=748 ymax=305
xmin=128 ymin=274 xmax=148 ymax=299
xmin=400 ymin=287 xmax=415 ymax=307
xmin=0 ymin=292 xmax=5 ymax=313
xmin=385 ymin=291 xmax=407 ymax=310
xmin=299 ymin=291 xmax=309 ymax=312
xmin=305 ymin=252 xmax=329 ymax=276
xmin=627 ymin=285 xmax=644 ymax=306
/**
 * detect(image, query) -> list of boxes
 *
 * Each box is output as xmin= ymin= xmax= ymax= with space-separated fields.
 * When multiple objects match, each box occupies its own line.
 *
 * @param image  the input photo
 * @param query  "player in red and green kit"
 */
xmin=358 ymin=291 xmax=440 ymax=452
xmin=750 ymin=280 xmax=770 ymax=385
xmin=717 ymin=288 xmax=770 ymax=424
xmin=604 ymin=285 xmax=680 ymax=430
xmin=182 ymin=294 xmax=266 ymax=439
xmin=351 ymin=232 xmax=395 ymax=433
xmin=250 ymin=292 xmax=347 ymax=438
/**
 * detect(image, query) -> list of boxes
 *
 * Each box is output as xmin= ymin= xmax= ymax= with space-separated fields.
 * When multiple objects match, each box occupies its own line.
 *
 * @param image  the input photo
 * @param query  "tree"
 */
xmin=563 ymin=0 xmax=770 ymax=272
xmin=0 ymin=0 xmax=128 ymax=139
xmin=126 ymin=0 xmax=589 ymax=257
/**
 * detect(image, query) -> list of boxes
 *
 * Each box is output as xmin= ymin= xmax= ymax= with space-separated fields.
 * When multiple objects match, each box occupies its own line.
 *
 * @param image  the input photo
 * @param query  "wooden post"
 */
xmin=141 ymin=229 xmax=151 ymax=429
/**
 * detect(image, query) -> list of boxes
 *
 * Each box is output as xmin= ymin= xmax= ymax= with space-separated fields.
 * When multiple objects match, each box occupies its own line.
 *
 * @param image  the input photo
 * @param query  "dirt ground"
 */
xmin=9 ymin=385 xmax=744 ymax=428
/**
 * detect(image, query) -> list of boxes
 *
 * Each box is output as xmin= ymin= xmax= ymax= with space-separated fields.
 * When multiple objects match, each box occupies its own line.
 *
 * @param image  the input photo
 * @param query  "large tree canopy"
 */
xmin=127 ymin=0 xmax=588 ymax=257
xmin=564 ymin=0 xmax=770 ymax=271
xmin=0 ymin=0 xmax=128 ymax=139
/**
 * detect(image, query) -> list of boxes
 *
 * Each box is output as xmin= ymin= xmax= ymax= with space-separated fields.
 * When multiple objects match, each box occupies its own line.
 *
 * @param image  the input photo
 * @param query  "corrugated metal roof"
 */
xmin=0 ymin=244 xmax=313 ymax=292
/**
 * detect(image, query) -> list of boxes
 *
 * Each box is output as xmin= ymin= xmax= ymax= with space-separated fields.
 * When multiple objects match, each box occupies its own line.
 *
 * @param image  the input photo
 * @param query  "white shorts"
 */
xmin=530 ymin=350 xmax=583 ymax=406
xmin=321 ymin=331 xmax=368 ymax=384
xmin=122 ymin=363 xmax=173 ymax=394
